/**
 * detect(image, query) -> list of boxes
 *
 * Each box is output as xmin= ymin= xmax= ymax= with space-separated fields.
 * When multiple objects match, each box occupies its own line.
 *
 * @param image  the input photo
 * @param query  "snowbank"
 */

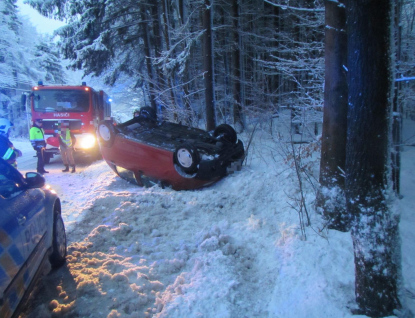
xmin=11 ymin=123 xmax=415 ymax=318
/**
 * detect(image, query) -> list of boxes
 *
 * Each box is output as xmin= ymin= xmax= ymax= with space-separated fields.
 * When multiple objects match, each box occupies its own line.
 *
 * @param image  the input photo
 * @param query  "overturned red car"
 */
xmin=97 ymin=107 xmax=245 ymax=190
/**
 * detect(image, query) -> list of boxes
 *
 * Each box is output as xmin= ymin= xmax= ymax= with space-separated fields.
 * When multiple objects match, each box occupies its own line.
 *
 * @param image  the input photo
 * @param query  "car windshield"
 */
xmin=33 ymin=89 xmax=90 ymax=113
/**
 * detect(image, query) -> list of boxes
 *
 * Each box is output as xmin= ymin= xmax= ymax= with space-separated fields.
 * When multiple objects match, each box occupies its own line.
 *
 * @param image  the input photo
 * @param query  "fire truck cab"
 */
xmin=29 ymin=82 xmax=111 ymax=163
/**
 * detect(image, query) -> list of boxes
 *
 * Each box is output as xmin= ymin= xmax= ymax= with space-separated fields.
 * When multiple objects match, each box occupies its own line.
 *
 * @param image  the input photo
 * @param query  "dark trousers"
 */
xmin=36 ymin=148 xmax=45 ymax=172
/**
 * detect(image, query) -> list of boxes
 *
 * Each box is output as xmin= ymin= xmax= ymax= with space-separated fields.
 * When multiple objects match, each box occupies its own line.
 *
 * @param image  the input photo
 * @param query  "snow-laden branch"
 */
xmin=263 ymin=0 xmax=324 ymax=12
xmin=395 ymin=76 xmax=415 ymax=82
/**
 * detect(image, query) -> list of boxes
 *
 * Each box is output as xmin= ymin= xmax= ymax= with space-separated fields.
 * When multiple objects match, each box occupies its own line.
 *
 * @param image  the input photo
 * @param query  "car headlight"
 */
xmin=44 ymin=184 xmax=57 ymax=194
xmin=76 ymin=134 xmax=96 ymax=149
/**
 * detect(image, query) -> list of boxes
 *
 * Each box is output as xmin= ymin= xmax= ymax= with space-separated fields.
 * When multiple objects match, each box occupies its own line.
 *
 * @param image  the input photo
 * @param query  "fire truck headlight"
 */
xmin=77 ymin=134 xmax=96 ymax=149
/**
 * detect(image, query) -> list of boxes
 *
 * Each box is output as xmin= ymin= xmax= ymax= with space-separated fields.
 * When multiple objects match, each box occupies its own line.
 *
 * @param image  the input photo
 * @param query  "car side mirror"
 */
xmin=25 ymin=172 xmax=46 ymax=188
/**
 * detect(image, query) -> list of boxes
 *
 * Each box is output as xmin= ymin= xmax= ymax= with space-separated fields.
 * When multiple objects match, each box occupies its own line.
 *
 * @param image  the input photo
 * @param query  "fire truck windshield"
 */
xmin=33 ymin=89 xmax=90 ymax=112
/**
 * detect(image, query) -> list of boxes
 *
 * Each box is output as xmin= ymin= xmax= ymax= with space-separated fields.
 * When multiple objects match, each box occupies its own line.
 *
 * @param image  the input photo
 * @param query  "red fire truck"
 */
xmin=28 ymin=82 xmax=111 ymax=163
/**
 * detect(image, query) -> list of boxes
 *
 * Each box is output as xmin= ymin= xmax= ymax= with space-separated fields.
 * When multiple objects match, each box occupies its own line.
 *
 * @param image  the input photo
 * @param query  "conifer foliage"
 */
xmin=0 ymin=0 xmax=66 ymax=135
xmin=25 ymin=0 xmax=325 ymax=127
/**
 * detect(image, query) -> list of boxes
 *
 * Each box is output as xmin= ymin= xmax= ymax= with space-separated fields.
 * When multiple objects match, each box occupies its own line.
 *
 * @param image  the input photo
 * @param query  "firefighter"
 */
xmin=57 ymin=120 xmax=76 ymax=173
xmin=29 ymin=118 xmax=49 ymax=174
xmin=0 ymin=118 xmax=22 ymax=168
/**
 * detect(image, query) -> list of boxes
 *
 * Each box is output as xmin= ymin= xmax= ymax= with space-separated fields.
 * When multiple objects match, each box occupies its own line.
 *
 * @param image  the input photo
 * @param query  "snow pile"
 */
xmin=12 ymin=122 xmax=415 ymax=317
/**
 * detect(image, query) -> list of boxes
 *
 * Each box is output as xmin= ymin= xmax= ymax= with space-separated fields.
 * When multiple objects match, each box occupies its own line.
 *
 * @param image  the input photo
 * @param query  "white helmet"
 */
xmin=0 ymin=118 xmax=13 ymax=136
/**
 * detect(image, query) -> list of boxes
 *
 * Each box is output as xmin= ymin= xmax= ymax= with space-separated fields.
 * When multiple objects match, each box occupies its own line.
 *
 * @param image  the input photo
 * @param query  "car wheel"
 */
xmin=174 ymin=144 xmax=200 ymax=174
xmin=140 ymin=106 xmax=157 ymax=122
xmin=49 ymin=206 xmax=67 ymax=268
xmin=97 ymin=121 xmax=115 ymax=147
xmin=213 ymin=124 xmax=237 ymax=144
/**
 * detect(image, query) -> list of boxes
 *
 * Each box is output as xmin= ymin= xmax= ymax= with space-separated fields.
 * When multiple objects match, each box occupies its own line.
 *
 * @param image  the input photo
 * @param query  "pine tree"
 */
xmin=34 ymin=38 xmax=66 ymax=84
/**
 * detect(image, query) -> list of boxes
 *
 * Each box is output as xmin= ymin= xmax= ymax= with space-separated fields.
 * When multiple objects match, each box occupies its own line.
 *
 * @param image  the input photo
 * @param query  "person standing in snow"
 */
xmin=30 ymin=118 xmax=48 ymax=174
xmin=57 ymin=120 xmax=76 ymax=173
xmin=0 ymin=118 xmax=22 ymax=168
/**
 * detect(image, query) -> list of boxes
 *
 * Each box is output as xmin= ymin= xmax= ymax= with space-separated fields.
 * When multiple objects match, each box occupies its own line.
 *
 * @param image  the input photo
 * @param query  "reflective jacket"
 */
xmin=59 ymin=130 xmax=75 ymax=149
xmin=29 ymin=125 xmax=46 ymax=149
xmin=0 ymin=134 xmax=14 ymax=160
xmin=0 ymin=134 xmax=21 ymax=167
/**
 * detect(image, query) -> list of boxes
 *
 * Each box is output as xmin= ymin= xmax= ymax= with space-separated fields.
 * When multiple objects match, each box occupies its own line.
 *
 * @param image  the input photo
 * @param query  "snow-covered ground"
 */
xmin=10 ymin=118 xmax=415 ymax=318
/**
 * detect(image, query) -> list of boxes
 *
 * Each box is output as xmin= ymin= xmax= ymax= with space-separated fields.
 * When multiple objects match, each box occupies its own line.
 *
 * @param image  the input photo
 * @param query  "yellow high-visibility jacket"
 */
xmin=29 ymin=126 xmax=46 ymax=149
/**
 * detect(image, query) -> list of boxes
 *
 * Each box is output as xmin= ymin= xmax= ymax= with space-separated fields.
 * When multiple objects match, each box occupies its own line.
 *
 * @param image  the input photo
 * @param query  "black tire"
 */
xmin=174 ymin=144 xmax=200 ymax=174
xmin=49 ymin=205 xmax=67 ymax=268
xmin=97 ymin=120 xmax=116 ymax=147
xmin=213 ymin=124 xmax=237 ymax=144
xmin=139 ymin=106 xmax=157 ymax=122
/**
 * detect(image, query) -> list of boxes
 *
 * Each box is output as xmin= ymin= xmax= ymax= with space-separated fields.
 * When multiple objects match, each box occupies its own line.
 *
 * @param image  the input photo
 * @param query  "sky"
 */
xmin=16 ymin=0 xmax=66 ymax=35
xmin=10 ymin=110 xmax=415 ymax=318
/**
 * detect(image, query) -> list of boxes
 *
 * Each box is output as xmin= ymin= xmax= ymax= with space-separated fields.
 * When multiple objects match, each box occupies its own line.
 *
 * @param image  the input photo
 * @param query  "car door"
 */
xmin=0 ymin=163 xmax=48 ymax=318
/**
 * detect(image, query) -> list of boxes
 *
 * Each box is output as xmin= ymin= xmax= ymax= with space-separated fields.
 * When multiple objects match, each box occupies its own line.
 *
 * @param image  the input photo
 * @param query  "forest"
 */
xmin=1 ymin=0 xmax=415 ymax=317
xmin=2 ymin=1 xmax=415 ymax=131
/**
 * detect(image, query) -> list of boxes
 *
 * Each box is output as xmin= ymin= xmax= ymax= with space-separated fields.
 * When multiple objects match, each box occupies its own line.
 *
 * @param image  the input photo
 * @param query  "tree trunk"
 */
xmin=392 ymin=0 xmax=403 ymax=196
xmin=317 ymin=0 xmax=348 ymax=231
xmin=160 ymin=0 xmax=177 ymax=120
xmin=203 ymin=0 xmax=216 ymax=130
xmin=151 ymin=0 xmax=165 ymax=97
xmin=346 ymin=1 xmax=400 ymax=316
xmin=174 ymin=0 xmax=193 ymax=125
xmin=232 ymin=0 xmax=243 ymax=131
xmin=140 ymin=7 xmax=158 ymax=112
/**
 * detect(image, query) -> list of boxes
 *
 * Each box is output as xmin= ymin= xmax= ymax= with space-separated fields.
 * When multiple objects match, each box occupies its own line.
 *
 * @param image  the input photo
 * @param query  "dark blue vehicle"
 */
xmin=0 ymin=158 xmax=67 ymax=318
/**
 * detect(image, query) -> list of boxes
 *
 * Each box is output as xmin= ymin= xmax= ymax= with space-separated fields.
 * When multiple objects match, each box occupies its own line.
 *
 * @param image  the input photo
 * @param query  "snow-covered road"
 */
xmin=9 ymin=129 xmax=415 ymax=318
